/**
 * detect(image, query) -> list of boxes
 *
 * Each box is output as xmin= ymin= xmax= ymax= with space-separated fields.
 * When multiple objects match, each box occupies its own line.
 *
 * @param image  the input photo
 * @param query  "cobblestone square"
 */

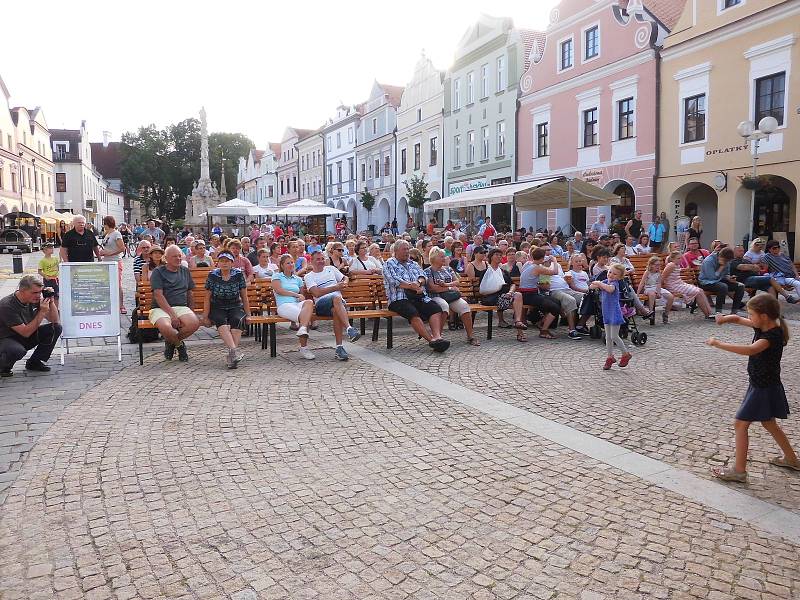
xmin=1 ymin=259 xmax=799 ymax=598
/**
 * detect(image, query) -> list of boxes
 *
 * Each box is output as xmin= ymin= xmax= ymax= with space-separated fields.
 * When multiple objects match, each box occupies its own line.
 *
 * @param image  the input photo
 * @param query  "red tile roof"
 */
xmin=253 ymin=149 xmax=265 ymax=162
xmin=293 ymin=127 xmax=316 ymax=140
xmin=377 ymin=83 xmax=405 ymax=108
xmin=90 ymin=142 xmax=123 ymax=179
xmin=646 ymin=0 xmax=687 ymax=30
xmin=519 ymin=28 xmax=547 ymax=71
xmin=268 ymin=142 xmax=281 ymax=158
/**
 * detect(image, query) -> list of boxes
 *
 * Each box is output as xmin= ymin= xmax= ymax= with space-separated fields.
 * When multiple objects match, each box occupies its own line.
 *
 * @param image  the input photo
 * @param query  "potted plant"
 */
xmin=738 ymin=174 xmax=773 ymax=190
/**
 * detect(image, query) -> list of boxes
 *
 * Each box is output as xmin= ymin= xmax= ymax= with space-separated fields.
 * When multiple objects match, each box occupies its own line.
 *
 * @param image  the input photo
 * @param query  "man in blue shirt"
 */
xmin=383 ymin=240 xmax=449 ymax=352
xmin=698 ymin=247 xmax=744 ymax=314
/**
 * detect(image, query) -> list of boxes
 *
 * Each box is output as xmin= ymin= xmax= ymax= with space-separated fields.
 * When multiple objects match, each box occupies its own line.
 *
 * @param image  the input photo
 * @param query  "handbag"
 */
xmin=439 ymin=290 xmax=461 ymax=303
xmin=479 ymin=267 xmax=505 ymax=295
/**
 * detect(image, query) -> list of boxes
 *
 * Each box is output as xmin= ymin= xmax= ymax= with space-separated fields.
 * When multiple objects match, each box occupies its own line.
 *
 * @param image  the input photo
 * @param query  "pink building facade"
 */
xmin=517 ymin=0 xmax=682 ymax=234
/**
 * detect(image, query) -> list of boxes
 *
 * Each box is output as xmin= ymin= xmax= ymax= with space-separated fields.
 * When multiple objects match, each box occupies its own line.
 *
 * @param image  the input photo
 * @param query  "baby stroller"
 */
xmin=586 ymin=280 xmax=648 ymax=346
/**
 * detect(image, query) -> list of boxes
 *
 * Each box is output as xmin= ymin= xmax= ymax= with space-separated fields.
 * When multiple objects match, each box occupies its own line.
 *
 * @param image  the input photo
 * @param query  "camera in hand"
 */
xmin=42 ymin=288 xmax=55 ymax=299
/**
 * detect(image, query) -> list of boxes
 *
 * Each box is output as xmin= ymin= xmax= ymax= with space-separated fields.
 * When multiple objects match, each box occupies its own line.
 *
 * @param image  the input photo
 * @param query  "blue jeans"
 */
xmin=741 ymin=275 xmax=772 ymax=292
xmin=314 ymin=294 xmax=344 ymax=316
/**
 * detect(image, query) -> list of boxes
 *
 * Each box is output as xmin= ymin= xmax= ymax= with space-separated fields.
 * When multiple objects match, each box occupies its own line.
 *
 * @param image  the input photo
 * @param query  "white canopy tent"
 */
xmin=206 ymin=199 xmax=280 ymax=217
xmin=274 ymin=198 xmax=347 ymax=217
xmin=424 ymin=177 xmax=620 ymax=219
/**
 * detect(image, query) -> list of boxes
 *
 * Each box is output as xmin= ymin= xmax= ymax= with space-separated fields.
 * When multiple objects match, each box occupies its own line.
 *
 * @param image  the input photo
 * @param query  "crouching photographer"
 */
xmin=0 ymin=275 xmax=61 ymax=377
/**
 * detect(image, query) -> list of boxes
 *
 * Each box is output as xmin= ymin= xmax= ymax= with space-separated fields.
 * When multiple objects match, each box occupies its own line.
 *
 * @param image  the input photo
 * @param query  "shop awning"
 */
xmin=425 ymin=177 xmax=620 ymax=211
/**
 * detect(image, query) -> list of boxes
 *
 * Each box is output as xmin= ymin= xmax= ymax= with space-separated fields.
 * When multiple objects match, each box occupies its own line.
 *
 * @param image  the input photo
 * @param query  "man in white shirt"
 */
xmin=304 ymin=252 xmax=361 ymax=360
xmin=590 ymin=214 xmax=609 ymax=235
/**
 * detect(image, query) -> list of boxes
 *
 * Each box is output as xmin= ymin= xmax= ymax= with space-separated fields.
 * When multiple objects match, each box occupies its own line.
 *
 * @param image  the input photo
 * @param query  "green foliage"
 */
xmin=360 ymin=190 xmax=376 ymax=213
xmin=120 ymin=119 xmax=254 ymax=220
xmin=405 ymin=174 xmax=428 ymax=209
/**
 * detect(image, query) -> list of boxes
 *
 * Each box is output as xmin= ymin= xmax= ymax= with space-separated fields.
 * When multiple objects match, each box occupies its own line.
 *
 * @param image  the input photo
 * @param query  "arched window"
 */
xmin=611 ymin=183 xmax=635 ymax=223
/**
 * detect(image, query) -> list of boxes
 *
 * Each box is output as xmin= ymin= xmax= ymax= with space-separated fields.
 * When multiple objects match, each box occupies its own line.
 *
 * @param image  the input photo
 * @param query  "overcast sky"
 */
xmin=4 ymin=0 xmax=559 ymax=148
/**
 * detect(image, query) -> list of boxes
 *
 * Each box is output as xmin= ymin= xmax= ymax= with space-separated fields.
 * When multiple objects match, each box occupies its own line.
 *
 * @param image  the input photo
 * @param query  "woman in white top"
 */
xmin=609 ymin=243 xmax=635 ymax=273
xmin=101 ymin=215 xmax=127 ymax=314
xmin=368 ymin=243 xmax=386 ymax=269
xmin=271 ymin=254 xmax=315 ymax=359
xmin=253 ymin=248 xmax=279 ymax=279
xmin=634 ymin=233 xmax=653 ymax=255
xmin=348 ymin=241 xmax=383 ymax=274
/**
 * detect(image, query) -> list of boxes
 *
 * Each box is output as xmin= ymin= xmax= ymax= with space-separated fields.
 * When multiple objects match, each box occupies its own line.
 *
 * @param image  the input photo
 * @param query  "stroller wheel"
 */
xmin=638 ymin=332 xmax=648 ymax=345
xmin=631 ymin=332 xmax=640 ymax=345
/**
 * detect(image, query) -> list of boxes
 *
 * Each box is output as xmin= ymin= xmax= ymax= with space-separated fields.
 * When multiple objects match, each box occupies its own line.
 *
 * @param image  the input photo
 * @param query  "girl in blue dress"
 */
xmin=706 ymin=294 xmax=798 ymax=482
xmin=590 ymin=263 xmax=632 ymax=370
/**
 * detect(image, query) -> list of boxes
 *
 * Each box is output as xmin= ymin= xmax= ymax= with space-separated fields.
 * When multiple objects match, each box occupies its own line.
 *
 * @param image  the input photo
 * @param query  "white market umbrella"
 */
xmin=40 ymin=210 xmax=72 ymax=222
xmin=274 ymin=198 xmax=346 ymax=217
xmin=207 ymin=199 xmax=277 ymax=217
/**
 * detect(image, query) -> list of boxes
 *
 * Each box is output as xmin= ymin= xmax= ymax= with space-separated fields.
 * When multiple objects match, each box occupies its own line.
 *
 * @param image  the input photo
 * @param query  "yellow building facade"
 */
xmin=657 ymin=0 xmax=800 ymax=258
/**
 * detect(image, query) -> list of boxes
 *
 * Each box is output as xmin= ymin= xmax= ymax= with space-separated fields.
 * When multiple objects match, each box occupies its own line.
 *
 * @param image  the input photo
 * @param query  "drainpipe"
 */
xmin=653 ymin=49 xmax=661 ymax=227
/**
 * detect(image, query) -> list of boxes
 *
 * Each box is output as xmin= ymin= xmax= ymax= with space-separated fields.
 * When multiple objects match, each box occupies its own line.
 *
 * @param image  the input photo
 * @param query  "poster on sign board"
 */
xmin=59 ymin=262 xmax=120 ymax=339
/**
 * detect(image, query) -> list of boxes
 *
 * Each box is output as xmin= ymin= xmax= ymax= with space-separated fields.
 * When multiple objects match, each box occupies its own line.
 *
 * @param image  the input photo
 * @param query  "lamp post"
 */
xmin=737 ymin=116 xmax=778 ymax=245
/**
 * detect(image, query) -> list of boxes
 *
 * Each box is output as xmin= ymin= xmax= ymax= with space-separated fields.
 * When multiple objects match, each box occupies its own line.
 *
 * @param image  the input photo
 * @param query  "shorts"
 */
xmin=277 ymin=301 xmax=305 ymax=323
xmin=431 ymin=296 xmax=471 ymax=316
xmin=148 ymin=305 xmax=196 ymax=325
xmin=314 ymin=294 xmax=344 ymax=317
xmin=388 ymin=298 xmax=443 ymax=322
xmin=549 ymin=289 xmax=580 ymax=313
xmin=42 ymin=277 xmax=60 ymax=299
xmin=209 ymin=306 xmax=247 ymax=330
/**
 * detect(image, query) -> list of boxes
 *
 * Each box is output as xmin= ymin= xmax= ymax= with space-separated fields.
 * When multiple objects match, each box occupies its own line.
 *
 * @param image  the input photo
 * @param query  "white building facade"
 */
xmin=297 ymin=130 xmax=324 ymax=203
xmin=396 ymin=54 xmax=445 ymax=231
xmin=0 ymin=75 xmax=22 ymax=217
xmin=322 ymin=105 xmax=361 ymax=231
xmin=237 ymin=147 xmax=278 ymax=207
xmin=354 ymin=82 xmax=404 ymax=233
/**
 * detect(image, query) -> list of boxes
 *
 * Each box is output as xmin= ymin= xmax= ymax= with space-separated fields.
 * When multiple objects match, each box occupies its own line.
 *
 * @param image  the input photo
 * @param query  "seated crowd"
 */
xmin=128 ymin=222 xmax=799 ymax=368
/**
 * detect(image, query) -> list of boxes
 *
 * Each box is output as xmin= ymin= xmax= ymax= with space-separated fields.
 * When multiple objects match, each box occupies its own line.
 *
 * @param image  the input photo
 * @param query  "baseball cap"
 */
xmin=217 ymin=251 xmax=235 ymax=261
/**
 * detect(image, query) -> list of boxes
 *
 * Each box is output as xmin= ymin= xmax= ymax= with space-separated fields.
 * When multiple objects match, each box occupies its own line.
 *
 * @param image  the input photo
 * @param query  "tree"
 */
xmin=360 ymin=190 xmax=375 ymax=225
xmin=120 ymin=118 xmax=254 ymax=220
xmin=404 ymin=174 xmax=428 ymax=223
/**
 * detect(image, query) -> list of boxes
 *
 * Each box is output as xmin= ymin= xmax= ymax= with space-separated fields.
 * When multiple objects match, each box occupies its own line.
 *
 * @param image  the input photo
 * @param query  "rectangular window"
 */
xmin=481 ymin=64 xmax=489 ymax=98
xmin=362 ymin=163 xmax=366 ymax=181
xmin=336 ymin=132 xmax=341 ymax=148
xmin=414 ymin=143 xmax=420 ymax=170
xmin=617 ymin=97 xmax=634 ymax=140
xmin=280 ymin=180 xmax=284 ymax=195
xmin=453 ymin=79 xmax=461 ymax=110
xmin=496 ymin=56 xmax=506 ymax=92
xmin=683 ymin=94 xmax=706 ymax=143
xmin=372 ymin=118 xmax=377 ymax=134
xmin=292 ymin=176 xmax=296 ymax=193
xmin=724 ymin=0 xmax=741 ymax=7
xmin=536 ymin=123 xmax=549 ymax=158
xmin=417 ymin=108 xmax=422 ymax=122
xmin=430 ymin=137 xmax=437 ymax=166
xmin=454 ymin=135 xmax=461 ymax=167
xmin=348 ymin=157 xmax=354 ymax=180
xmin=384 ymin=156 xmax=391 ymax=177
xmin=374 ymin=158 xmax=380 ymax=178
xmin=12 ymin=170 xmax=17 ymax=192
xmin=368 ymin=161 xmax=373 ymax=179
xmin=755 ymin=72 xmax=785 ymax=126
xmin=585 ymin=26 xmax=599 ymax=59
xmin=348 ymin=127 xmax=353 ymax=143
xmin=496 ymin=122 xmax=506 ymax=156
xmin=467 ymin=71 xmax=474 ymax=104
xmin=401 ymin=148 xmax=407 ymax=174
xmin=327 ymin=136 xmax=331 ymax=150
xmin=336 ymin=162 xmax=342 ymax=183
xmin=328 ymin=165 xmax=334 ymax=183
xmin=481 ymin=126 xmax=489 ymax=159
xmin=582 ymin=108 xmax=598 ymax=147
xmin=268 ymin=184 xmax=274 ymax=197
xmin=560 ymin=38 xmax=573 ymax=70
xmin=467 ymin=131 xmax=475 ymax=163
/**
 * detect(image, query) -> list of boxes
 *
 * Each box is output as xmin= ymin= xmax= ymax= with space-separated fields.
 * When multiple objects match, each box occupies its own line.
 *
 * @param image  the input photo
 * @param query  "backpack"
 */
xmin=127 ymin=308 xmax=160 ymax=343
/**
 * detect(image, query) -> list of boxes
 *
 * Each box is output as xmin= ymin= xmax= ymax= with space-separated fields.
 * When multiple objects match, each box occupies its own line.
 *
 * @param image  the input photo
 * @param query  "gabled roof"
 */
xmin=90 ymin=142 xmax=122 ymax=179
xmin=519 ymin=29 xmax=546 ymax=71
xmin=253 ymin=149 xmax=265 ymax=162
xmin=377 ymin=83 xmax=405 ymax=108
xmin=293 ymin=127 xmax=316 ymax=139
xmin=268 ymin=142 xmax=281 ymax=157
xmin=644 ymin=0 xmax=688 ymax=31
xmin=0 ymin=75 xmax=10 ymax=101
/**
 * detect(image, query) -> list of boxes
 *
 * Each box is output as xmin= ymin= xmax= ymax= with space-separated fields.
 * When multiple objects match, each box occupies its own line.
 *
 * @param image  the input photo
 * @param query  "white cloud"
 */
xmin=4 ymin=0 xmax=558 ymax=148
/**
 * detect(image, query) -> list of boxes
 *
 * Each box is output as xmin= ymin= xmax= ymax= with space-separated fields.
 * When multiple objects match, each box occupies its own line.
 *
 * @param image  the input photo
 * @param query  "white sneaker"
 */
xmin=299 ymin=347 xmax=315 ymax=360
xmin=296 ymin=325 xmax=308 ymax=337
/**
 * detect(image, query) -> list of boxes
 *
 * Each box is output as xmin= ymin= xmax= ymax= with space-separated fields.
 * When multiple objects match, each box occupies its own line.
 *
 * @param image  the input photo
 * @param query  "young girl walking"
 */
xmin=706 ymin=294 xmax=799 ymax=481
xmin=590 ymin=263 xmax=632 ymax=370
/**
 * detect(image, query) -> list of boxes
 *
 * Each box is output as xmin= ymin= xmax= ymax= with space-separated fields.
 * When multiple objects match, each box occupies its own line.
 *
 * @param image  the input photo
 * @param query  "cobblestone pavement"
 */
xmin=1 ymin=321 xmax=799 ymax=598
xmin=1 ymin=252 xmax=800 ymax=599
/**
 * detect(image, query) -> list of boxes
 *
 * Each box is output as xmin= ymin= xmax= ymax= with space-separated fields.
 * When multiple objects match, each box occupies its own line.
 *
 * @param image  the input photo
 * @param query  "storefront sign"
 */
xmin=448 ymin=177 xmax=488 ymax=195
xmin=581 ymin=168 xmax=604 ymax=184
xmin=59 ymin=262 xmax=120 ymax=339
xmin=705 ymin=144 xmax=748 ymax=156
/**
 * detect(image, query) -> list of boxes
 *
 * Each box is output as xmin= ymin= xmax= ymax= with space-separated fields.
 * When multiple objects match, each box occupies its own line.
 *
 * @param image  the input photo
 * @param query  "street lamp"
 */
xmin=737 ymin=115 xmax=778 ymax=244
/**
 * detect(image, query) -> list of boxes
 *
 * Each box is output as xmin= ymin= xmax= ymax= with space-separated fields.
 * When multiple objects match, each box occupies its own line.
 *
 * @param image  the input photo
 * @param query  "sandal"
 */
xmin=514 ymin=321 xmax=528 ymax=330
xmin=538 ymin=331 xmax=556 ymax=340
xmin=769 ymin=456 xmax=800 ymax=471
xmin=711 ymin=467 xmax=747 ymax=482
xmin=497 ymin=321 xmax=512 ymax=329
xmin=516 ymin=332 xmax=527 ymax=343
xmin=468 ymin=337 xmax=481 ymax=347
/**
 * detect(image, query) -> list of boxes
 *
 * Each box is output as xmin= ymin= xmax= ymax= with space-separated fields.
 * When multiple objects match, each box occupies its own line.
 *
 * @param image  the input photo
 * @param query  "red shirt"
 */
xmin=273 ymin=226 xmax=284 ymax=238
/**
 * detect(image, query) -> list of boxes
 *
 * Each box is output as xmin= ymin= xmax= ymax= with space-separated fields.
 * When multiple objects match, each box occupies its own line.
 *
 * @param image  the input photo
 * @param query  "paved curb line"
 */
xmin=304 ymin=331 xmax=800 ymax=546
